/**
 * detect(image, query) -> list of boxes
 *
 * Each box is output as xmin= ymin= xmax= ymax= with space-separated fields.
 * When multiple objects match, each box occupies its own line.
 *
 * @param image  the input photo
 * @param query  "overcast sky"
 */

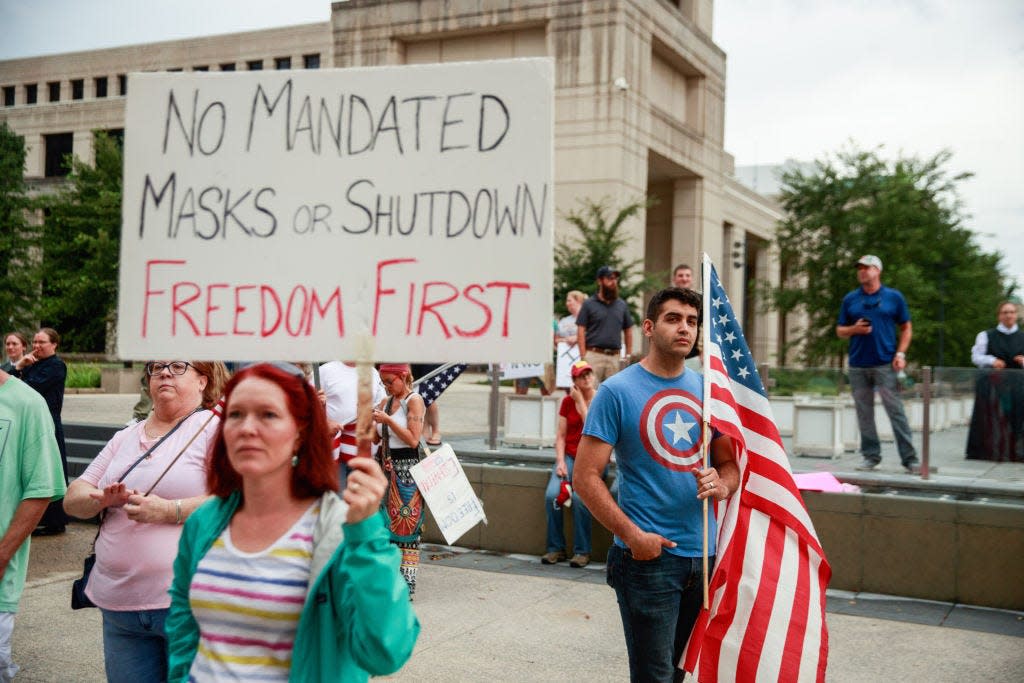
xmin=2 ymin=0 xmax=1021 ymax=286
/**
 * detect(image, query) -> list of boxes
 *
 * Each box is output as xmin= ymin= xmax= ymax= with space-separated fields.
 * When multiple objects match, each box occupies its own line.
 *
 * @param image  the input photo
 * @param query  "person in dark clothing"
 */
xmin=11 ymin=327 xmax=69 ymax=534
xmin=967 ymin=301 xmax=1024 ymax=461
xmin=576 ymin=265 xmax=634 ymax=383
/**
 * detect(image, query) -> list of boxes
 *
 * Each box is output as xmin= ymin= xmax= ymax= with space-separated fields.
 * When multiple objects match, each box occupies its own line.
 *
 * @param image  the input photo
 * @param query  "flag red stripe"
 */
xmin=699 ymin=504 xmax=752 ymax=681
xmin=815 ymin=559 xmax=830 ymax=682
xmin=736 ymin=518 xmax=786 ymax=675
xmin=780 ymin=536 xmax=812 ymax=681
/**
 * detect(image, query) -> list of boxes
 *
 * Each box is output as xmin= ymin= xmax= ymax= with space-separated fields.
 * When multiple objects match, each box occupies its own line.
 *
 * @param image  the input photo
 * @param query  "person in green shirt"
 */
xmin=0 ymin=368 xmax=68 ymax=680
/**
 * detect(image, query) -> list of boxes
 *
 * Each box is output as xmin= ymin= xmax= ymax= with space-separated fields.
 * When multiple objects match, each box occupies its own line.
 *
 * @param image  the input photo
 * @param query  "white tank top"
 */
xmin=376 ymin=393 xmax=420 ymax=449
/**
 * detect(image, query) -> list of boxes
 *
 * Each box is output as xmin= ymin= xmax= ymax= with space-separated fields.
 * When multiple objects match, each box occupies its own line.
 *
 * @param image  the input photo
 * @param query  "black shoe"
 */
xmin=903 ymin=461 xmax=922 ymax=475
xmin=31 ymin=526 xmax=65 ymax=537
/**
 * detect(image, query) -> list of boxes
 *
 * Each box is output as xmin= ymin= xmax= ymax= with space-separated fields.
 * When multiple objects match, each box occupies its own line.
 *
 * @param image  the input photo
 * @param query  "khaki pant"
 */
xmin=585 ymin=350 xmax=621 ymax=384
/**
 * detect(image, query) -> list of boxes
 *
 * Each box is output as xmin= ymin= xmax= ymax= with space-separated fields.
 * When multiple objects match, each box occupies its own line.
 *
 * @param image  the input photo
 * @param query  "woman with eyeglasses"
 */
xmin=371 ymin=363 xmax=426 ymax=596
xmin=167 ymin=363 xmax=418 ymax=681
xmin=11 ymin=328 xmax=69 ymax=535
xmin=63 ymin=360 xmax=228 ymax=683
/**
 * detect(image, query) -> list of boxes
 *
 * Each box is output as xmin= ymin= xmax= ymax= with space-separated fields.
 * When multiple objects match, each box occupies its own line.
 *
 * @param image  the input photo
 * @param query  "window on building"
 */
xmin=71 ymin=79 xmax=84 ymax=100
xmin=118 ymin=74 xmax=127 ymax=95
xmin=94 ymin=76 xmax=108 ymax=98
xmin=44 ymin=132 xmax=74 ymax=177
xmin=3 ymin=86 xmax=14 ymax=107
xmin=275 ymin=56 xmax=291 ymax=70
xmin=48 ymin=81 xmax=61 ymax=102
xmin=303 ymin=53 xmax=320 ymax=69
xmin=193 ymin=65 xmax=209 ymax=72
xmin=220 ymin=62 xmax=236 ymax=71
xmin=167 ymin=67 xmax=183 ymax=72
xmin=247 ymin=59 xmax=263 ymax=71
xmin=25 ymin=83 xmax=37 ymax=104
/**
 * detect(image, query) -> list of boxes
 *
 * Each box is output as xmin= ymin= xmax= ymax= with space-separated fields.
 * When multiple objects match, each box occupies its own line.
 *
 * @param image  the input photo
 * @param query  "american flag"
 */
xmin=414 ymin=363 xmax=467 ymax=407
xmin=682 ymin=258 xmax=830 ymax=682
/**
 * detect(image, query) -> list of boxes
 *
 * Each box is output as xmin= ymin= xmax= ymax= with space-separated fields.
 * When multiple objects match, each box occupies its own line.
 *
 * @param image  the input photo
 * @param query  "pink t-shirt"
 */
xmin=81 ymin=410 xmax=218 ymax=610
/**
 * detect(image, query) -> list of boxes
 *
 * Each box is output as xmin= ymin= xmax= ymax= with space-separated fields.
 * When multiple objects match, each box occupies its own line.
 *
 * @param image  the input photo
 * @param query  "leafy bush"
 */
xmin=65 ymin=362 xmax=101 ymax=388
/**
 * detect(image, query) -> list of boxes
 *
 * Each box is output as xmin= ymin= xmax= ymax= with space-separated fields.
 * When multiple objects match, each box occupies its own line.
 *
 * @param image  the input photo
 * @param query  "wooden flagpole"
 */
xmin=354 ymin=332 xmax=376 ymax=459
xmin=700 ymin=252 xmax=712 ymax=609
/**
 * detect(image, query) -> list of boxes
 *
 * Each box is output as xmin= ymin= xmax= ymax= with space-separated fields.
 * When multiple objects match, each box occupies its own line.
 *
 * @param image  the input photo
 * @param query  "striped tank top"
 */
xmin=188 ymin=501 xmax=319 ymax=681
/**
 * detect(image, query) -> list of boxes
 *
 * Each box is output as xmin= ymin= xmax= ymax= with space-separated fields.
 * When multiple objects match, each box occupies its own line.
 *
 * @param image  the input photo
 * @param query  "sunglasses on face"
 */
xmin=146 ymin=361 xmax=194 ymax=377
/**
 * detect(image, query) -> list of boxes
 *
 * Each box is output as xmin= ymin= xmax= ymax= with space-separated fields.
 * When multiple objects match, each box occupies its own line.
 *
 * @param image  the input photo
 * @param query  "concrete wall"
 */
xmin=806 ymin=491 xmax=1024 ymax=610
xmin=426 ymin=463 xmax=1024 ymax=610
xmin=421 ymin=462 xmax=616 ymax=558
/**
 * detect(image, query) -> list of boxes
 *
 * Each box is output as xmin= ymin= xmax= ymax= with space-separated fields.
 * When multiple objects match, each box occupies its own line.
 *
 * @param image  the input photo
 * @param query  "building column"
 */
xmin=73 ymin=130 xmax=94 ymax=166
xmin=671 ymin=176 xmax=725 ymax=282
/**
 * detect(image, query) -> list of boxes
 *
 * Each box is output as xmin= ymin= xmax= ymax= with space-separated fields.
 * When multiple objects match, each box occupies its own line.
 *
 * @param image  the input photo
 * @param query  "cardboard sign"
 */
xmin=555 ymin=341 xmax=580 ymax=388
xmin=118 ymin=59 xmax=554 ymax=362
xmin=500 ymin=362 xmax=545 ymax=380
xmin=410 ymin=444 xmax=486 ymax=545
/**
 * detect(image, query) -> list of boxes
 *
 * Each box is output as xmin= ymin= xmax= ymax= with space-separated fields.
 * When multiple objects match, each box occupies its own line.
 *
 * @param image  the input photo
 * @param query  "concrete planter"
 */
xmin=792 ymin=401 xmax=843 ymax=458
xmin=840 ymin=401 xmax=859 ymax=452
xmin=501 ymin=395 xmax=560 ymax=447
xmin=768 ymin=396 xmax=797 ymax=436
xmin=100 ymin=367 xmax=140 ymax=394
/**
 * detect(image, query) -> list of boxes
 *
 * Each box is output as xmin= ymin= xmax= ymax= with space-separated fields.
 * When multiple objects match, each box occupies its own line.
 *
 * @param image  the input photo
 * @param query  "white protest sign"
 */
xmin=555 ymin=341 xmax=580 ymax=388
xmin=118 ymin=59 xmax=553 ymax=362
xmin=409 ymin=444 xmax=486 ymax=545
xmin=500 ymin=362 xmax=545 ymax=380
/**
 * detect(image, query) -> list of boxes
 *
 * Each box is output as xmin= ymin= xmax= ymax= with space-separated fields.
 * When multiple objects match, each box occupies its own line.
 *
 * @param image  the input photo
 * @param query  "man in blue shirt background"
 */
xmin=836 ymin=255 xmax=920 ymax=473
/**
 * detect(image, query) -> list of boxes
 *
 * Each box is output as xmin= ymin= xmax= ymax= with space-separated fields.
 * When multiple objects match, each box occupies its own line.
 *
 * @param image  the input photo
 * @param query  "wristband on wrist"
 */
xmin=175 ymin=499 xmax=183 ymax=524
xmin=895 ymin=352 xmax=906 ymax=359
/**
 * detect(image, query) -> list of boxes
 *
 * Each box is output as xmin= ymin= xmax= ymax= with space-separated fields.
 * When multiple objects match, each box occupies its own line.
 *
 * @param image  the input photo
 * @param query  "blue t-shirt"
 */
xmin=583 ymin=363 xmax=717 ymax=557
xmin=838 ymin=285 xmax=910 ymax=367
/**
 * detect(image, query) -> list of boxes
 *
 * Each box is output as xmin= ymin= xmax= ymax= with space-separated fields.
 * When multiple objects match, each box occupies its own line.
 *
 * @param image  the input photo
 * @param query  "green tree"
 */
xmin=0 ymin=122 xmax=39 ymax=332
xmin=553 ymin=197 xmax=663 ymax=318
xmin=35 ymin=131 xmax=123 ymax=352
xmin=770 ymin=145 xmax=1013 ymax=368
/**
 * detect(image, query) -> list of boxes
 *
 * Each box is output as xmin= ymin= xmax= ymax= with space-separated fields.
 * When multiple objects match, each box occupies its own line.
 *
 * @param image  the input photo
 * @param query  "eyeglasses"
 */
xmin=145 ymin=361 xmax=194 ymax=377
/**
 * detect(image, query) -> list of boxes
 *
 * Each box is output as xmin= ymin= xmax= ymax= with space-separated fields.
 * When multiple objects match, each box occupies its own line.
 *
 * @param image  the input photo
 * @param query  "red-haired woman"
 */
xmin=166 ymin=362 xmax=419 ymax=682
xmin=372 ymin=363 xmax=426 ymax=596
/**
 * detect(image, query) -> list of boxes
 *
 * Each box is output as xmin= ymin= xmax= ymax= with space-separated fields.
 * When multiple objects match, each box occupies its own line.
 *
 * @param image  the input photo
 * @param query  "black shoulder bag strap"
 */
xmin=90 ymin=405 xmax=202 ymax=535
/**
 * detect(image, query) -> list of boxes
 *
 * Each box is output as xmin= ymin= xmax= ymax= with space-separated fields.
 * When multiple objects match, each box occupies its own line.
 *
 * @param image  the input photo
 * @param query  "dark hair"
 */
xmin=207 ymin=363 xmax=338 ymax=499
xmin=37 ymin=327 xmax=60 ymax=346
xmin=673 ymin=263 xmax=692 ymax=275
xmin=646 ymin=287 xmax=702 ymax=324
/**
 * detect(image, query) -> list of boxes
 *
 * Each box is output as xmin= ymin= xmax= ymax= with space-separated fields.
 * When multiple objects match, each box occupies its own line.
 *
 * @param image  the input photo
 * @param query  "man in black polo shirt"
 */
xmin=576 ymin=265 xmax=634 ymax=383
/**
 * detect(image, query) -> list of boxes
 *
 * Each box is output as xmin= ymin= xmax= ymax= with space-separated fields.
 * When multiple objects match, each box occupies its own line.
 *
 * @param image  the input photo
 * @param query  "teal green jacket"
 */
xmin=166 ymin=491 xmax=420 ymax=682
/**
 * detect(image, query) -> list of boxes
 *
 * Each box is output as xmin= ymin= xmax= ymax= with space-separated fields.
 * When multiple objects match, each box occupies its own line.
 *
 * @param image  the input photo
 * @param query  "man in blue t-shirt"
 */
xmin=574 ymin=288 xmax=737 ymax=683
xmin=836 ymin=255 xmax=919 ymax=473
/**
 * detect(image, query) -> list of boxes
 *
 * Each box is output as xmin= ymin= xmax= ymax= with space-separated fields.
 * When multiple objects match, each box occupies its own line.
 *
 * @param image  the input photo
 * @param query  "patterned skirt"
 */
xmin=381 ymin=447 xmax=424 ymax=595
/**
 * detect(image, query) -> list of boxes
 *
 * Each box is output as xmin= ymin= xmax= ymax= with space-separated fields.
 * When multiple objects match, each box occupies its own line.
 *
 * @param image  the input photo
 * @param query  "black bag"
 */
xmin=70 ymin=553 xmax=97 ymax=610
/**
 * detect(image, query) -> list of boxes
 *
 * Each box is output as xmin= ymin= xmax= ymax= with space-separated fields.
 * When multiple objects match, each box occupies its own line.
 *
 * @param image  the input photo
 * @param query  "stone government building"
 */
xmin=0 ymin=0 xmax=787 ymax=364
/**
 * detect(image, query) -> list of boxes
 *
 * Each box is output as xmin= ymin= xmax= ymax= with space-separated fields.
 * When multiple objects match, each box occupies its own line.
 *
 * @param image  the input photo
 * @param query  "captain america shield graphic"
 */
xmin=639 ymin=389 xmax=703 ymax=470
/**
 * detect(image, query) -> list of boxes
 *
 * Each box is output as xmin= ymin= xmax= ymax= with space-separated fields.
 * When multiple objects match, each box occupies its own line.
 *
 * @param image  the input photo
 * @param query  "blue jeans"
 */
xmin=100 ymin=608 xmax=169 ymax=683
xmin=544 ymin=458 xmax=594 ymax=555
xmin=849 ymin=365 xmax=917 ymax=464
xmin=606 ymin=545 xmax=710 ymax=683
